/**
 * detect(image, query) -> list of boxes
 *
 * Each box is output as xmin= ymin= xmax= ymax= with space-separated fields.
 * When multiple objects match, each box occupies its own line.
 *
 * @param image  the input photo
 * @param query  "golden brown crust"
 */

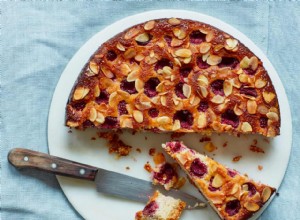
xmin=163 ymin=141 xmax=276 ymax=220
xmin=66 ymin=18 xmax=280 ymax=137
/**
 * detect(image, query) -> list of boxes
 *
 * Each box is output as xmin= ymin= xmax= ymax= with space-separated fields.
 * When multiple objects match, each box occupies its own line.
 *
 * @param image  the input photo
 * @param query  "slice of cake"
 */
xmin=162 ymin=141 xmax=276 ymax=220
xmin=66 ymin=18 xmax=280 ymax=137
xmin=135 ymin=190 xmax=186 ymax=220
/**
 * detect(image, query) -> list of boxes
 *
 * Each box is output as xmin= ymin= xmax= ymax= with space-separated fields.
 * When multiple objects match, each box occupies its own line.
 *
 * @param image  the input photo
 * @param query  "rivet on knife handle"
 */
xmin=8 ymin=148 xmax=98 ymax=181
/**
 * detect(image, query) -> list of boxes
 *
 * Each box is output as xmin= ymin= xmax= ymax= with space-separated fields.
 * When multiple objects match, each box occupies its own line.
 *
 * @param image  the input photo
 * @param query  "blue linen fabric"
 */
xmin=1 ymin=1 xmax=299 ymax=219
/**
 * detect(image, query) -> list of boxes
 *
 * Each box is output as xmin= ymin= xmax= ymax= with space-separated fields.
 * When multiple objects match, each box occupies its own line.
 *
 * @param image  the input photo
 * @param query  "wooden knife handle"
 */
xmin=8 ymin=148 xmax=98 ymax=181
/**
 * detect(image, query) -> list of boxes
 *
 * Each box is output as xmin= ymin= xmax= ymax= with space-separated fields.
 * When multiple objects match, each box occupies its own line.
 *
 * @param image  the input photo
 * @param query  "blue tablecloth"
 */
xmin=1 ymin=1 xmax=299 ymax=219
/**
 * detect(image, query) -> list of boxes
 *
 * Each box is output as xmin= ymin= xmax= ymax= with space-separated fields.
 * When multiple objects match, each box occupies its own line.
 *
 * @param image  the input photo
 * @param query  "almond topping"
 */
xmin=204 ymin=142 xmax=216 ymax=152
xmin=174 ymin=48 xmax=192 ymax=58
xmin=89 ymin=61 xmax=99 ymax=74
xmin=266 ymin=112 xmax=279 ymax=121
xmin=89 ymin=108 xmax=97 ymax=122
xmin=183 ymin=84 xmax=191 ymax=98
xmin=211 ymin=95 xmax=225 ymax=104
xmin=223 ymin=80 xmax=233 ymax=96
xmin=249 ymin=56 xmax=259 ymax=71
xmin=162 ymin=66 xmax=172 ymax=75
xmin=144 ymin=20 xmax=155 ymax=30
xmin=67 ymin=121 xmax=79 ymax=127
xmin=135 ymin=79 xmax=144 ymax=92
xmin=247 ymin=100 xmax=257 ymax=114
xmin=120 ymin=117 xmax=133 ymax=128
xmin=239 ymin=73 xmax=249 ymax=83
xmin=160 ymin=96 xmax=167 ymax=106
xmin=244 ymin=202 xmax=260 ymax=212
xmin=212 ymin=174 xmax=224 ymax=188
xmin=73 ymin=87 xmax=89 ymax=100
xmin=108 ymin=91 xmax=117 ymax=107
xmin=124 ymin=48 xmax=136 ymax=59
xmin=172 ymin=120 xmax=181 ymax=131
xmin=94 ymin=85 xmax=100 ymax=97
xmin=124 ymin=28 xmax=139 ymax=39
xmin=95 ymin=112 xmax=105 ymax=124
xmin=168 ymin=18 xmax=181 ymax=25
xmin=101 ymin=66 xmax=114 ymax=78
xmin=240 ymin=56 xmax=250 ymax=69
xmin=171 ymin=38 xmax=184 ymax=47
xmin=199 ymin=42 xmax=211 ymax=54
xmin=133 ymin=110 xmax=143 ymax=123
xmin=207 ymin=55 xmax=222 ymax=66
xmin=255 ymin=78 xmax=267 ymax=88
xmin=173 ymin=28 xmax=186 ymax=40
xmin=198 ymin=75 xmax=209 ymax=86
xmin=135 ymin=33 xmax=150 ymax=43
xmin=225 ymin=38 xmax=238 ymax=50
xmin=199 ymin=86 xmax=208 ymax=98
xmin=135 ymin=54 xmax=145 ymax=62
xmin=127 ymin=69 xmax=139 ymax=82
xmin=230 ymin=184 xmax=240 ymax=195
xmin=257 ymin=104 xmax=269 ymax=115
xmin=157 ymin=116 xmax=171 ymax=125
xmin=183 ymin=56 xmax=192 ymax=64
xmin=120 ymin=63 xmax=131 ymax=76
xmin=262 ymin=187 xmax=272 ymax=203
xmin=234 ymin=104 xmax=243 ymax=116
xmin=197 ymin=112 xmax=207 ymax=128
xmin=205 ymin=31 xmax=214 ymax=42
xmin=263 ymin=92 xmax=275 ymax=103
xmin=241 ymin=122 xmax=252 ymax=132
xmin=116 ymin=42 xmax=125 ymax=51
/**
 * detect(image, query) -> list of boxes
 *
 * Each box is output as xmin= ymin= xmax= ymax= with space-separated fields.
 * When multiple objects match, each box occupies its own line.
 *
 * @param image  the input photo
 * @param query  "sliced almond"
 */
xmin=199 ymin=86 xmax=208 ymax=98
xmin=244 ymin=202 xmax=260 ymax=212
xmin=183 ymin=84 xmax=191 ymax=98
xmin=133 ymin=110 xmax=143 ymax=123
xmin=197 ymin=112 xmax=207 ymax=128
xmin=168 ymin=18 xmax=181 ymax=25
xmin=191 ymin=96 xmax=200 ymax=106
xmin=136 ymin=101 xmax=151 ymax=110
xmin=157 ymin=116 xmax=171 ymax=125
xmin=223 ymin=80 xmax=233 ymax=96
xmin=230 ymin=184 xmax=240 ymax=195
xmin=171 ymin=38 xmax=184 ymax=47
xmin=73 ymin=87 xmax=89 ymax=100
xmin=101 ymin=66 xmax=114 ymax=78
xmin=211 ymin=95 xmax=225 ymax=104
xmin=207 ymin=55 xmax=222 ymax=66
xmin=89 ymin=108 xmax=97 ymax=122
xmin=144 ymin=20 xmax=155 ymax=30
xmin=66 ymin=121 xmax=79 ymax=127
xmin=198 ymin=75 xmax=209 ymax=86
xmin=241 ymin=122 xmax=252 ymax=132
xmin=116 ymin=42 xmax=125 ymax=51
xmin=199 ymin=42 xmax=211 ymax=54
xmin=162 ymin=66 xmax=172 ymax=75
xmin=214 ymin=44 xmax=224 ymax=52
xmin=249 ymin=56 xmax=259 ymax=71
xmin=240 ymin=56 xmax=250 ymax=69
xmin=247 ymin=100 xmax=257 ymax=114
xmin=239 ymin=73 xmax=249 ymax=83
xmin=127 ymin=69 xmax=139 ymax=82
xmin=204 ymin=142 xmax=216 ymax=152
xmin=95 ymin=112 xmax=105 ymax=124
xmin=172 ymin=120 xmax=181 ymax=131
xmin=108 ymin=91 xmax=118 ymax=107
xmin=145 ymin=56 xmax=158 ymax=65
xmin=234 ymin=104 xmax=243 ymax=116
xmin=160 ymin=96 xmax=167 ymax=106
xmin=263 ymin=92 xmax=275 ymax=103
xmin=267 ymin=127 xmax=276 ymax=137
xmin=266 ymin=112 xmax=279 ymax=122
xmin=120 ymin=63 xmax=131 ymax=76
xmin=89 ymin=61 xmax=99 ymax=74
xmin=94 ymin=85 xmax=100 ymax=97
xmin=173 ymin=28 xmax=186 ymax=40
xmin=135 ymin=54 xmax=145 ymax=62
xmin=135 ymin=79 xmax=144 ymax=92
xmin=135 ymin=33 xmax=150 ymax=43
xmin=257 ymin=104 xmax=269 ymax=115
xmin=212 ymin=174 xmax=224 ymax=188
xmin=205 ymin=31 xmax=214 ymax=42
xmin=255 ymin=78 xmax=267 ymax=88
xmin=262 ymin=187 xmax=272 ymax=203
xmin=225 ymin=38 xmax=238 ymax=50
xmin=174 ymin=48 xmax=192 ymax=58
xmin=124 ymin=28 xmax=139 ymax=39
xmin=120 ymin=117 xmax=133 ymax=128
xmin=183 ymin=56 xmax=192 ymax=64
xmin=202 ymin=52 xmax=210 ymax=62
xmin=124 ymin=48 xmax=136 ymax=59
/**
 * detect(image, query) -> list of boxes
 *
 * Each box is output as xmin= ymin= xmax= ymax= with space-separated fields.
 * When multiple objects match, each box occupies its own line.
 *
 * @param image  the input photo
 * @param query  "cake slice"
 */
xmin=135 ymin=190 xmax=186 ymax=220
xmin=65 ymin=18 xmax=280 ymax=137
xmin=162 ymin=141 xmax=276 ymax=220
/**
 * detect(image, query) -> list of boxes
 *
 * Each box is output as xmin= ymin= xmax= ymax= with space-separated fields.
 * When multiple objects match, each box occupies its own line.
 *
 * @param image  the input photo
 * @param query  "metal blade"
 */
xmin=95 ymin=168 xmax=206 ymax=209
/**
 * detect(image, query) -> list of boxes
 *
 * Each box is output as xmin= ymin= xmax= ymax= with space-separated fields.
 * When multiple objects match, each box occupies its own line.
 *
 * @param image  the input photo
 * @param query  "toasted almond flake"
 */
xmin=135 ymin=54 xmax=145 ymax=62
xmin=205 ymin=31 xmax=214 ymax=42
xmin=67 ymin=121 xmax=79 ymax=127
xmin=241 ymin=122 xmax=252 ymax=132
xmin=135 ymin=79 xmax=144 ymax=92
xmin=117 ymin=89 xmax=130 ymax=99
xmin=124 ymin=28 xmax=139 ymax=39
xmin=172 ymin=120 xmax=181 ymax=131
xmin=173 ymin=28 xmax=186 ymax=40
xmin=266 ymin=112 xmax=279 ymax=121
xmin=94 ymin=85 xmax=100 ymax=97
xmin=229 ymin=78 xmax=241 ymax=88
xmin=156 ymin=82 xmax=164 ymax=93
xmin=240 ymin=56 xmax=250 ymax=69
xmin=263 ymin=92 xmax=275 ymax=103
xmin=244 ymin=202 xmax=260 ymax=212
xmin=230 ymin=184 xmax=240 ymax=195
xmin=120 ymin=118 xmax=133 ymax=128
xmin=214 ymin=44 xmax=224 ymax=52
xmin=133 ymin=110 xmax=143 ymax=123
xmin=233 ymin=104 xmax=243 ymax=116
xmin=223 ymin=80 xmax=233 ymax=96
xmin=199 ymin=86 xmax=208 ymax=98
xmin=116 ymin=42 xmax=125 ymax=51
xmin=255 ymin=78 xmax=267 ymax=88
xmin=127 ymin=69 xmax=139 ymax=82
xmin=135 ymin=33 xmax=150 ymax=43
xmin=101 ymin=66 xmax=114 ymax=78
xmin=108 ymin=91 xmax=117 ymax=107
xmin=197 ymin=75 xmax=209 ymax=86
xmin=197 ymin=112 xmax=207 ymax=128
xmin=160 ymin=96 xmax=167 ymax=106
xmin=136 ymin=101 xmax=151 ymax=110
xmin=124 ymin=48 xmax=136 ymax=59
xmin=267 ymin=127 xmax=276 ymax=137
xmin=89 ymin=108 xmax=97 ymax=122
xmin=144 ymin=20 xmax=155 ymax=30
xmin=247 ymin=100 xmax=257 ymax=114
xmin=157 ymin=116 xmax=171 ymax=125
xmin=174 ymin=58 xmax=181 ymax=66
xmin=95 ymin=112 xmax=105 ymax=124
xmin=211 ymin=95 xmax=225 ymax=104
xmin=183 ymin=84 xmax=191 ymax=98
xmin=172 ymin=95 xmax=180 ymax=106
xmin=168 ymin=18 xmax=181 ymax=25
xmin=225 ymin=38 xmax=238 ymax=50
xmin=171 ymin=38 xmax=184 ymax=47
xmin=202 ymin=52 xmax=210 ymax=62
xmin=151 ymin=96 xmax=160 ymax=104
xmin=73 ymin=87 xmax=89 ymax=100
xmin=239 ymin=73 xmax=249 ymax=83
xmin=120 ymin=63 xmax=131 ymax=75
xmin=192 ymin=96 xmax=200 ymax=106
xmin=212 ymin=174 xmax=224 ymax=188
xmin=162 ymin=66 xmax=172 ymax=75
xmin=262 ymin=187 xmax=272 ymax=203
xmin=207 ymin=55 xmax=222 ymax=66
xmin=183 ymin=56 xmax=192 ymax=64
xmin=249 ymin=56 xmax=259 ymax=71
xmin=174 ymin=48 xmax=192 ymax=58
xmin=204 ymin=142 xmax=216 ymax=152
xmin=199 ymin=42 xmax=211 ymax=54
xmin=89 ymin=61 xmax=99 ymax=74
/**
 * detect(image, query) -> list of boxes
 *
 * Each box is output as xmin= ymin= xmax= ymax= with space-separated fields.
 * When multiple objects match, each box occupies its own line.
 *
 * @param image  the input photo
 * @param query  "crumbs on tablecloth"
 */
xmin=91 ymin=137 xmax=96 ymax=140
xmin=223 ymin=141 xmax=228 ymax=147
xmin=252 ymin=139 xmax=258 ymax=145
xmin=136 ymin=148 xmax=142 ymax=153
xmin=263 ymin=138 xmax=270 ymax=143
xmin=68 ymin=129 xmax=72 ymax=133
xmin=126 ymin=166 xmax=130 ymax=170
xmin=144 ymin=161 xmax=152 ymax=173
xmin=171 ymin=132 xmax=185 ymax=139
xmin=153 ymin=152 xmax=166 ymax=165
xmin=149 ymin=148 xmax=156 ymax=156
xmin=276 ymin=192 xmax=280 ymax=197
xmin=250 ymin=145 xmax=265 ymax=153
xmin=131 ymin=130 xmax=137 ymax=135
xmin=233 ymin=155 xmax=242 ymax=162
xmin=204 ymin=142 xmax=216 ymax=152
xmin=258 ymin=165 xmax=263 ymax=171
xmin=199 ymin=136 xmax=211 ymax=142
xmin=98 ymin=132 xmax=132 ymax=157
xmin=144 ymin=136 xmax=148 ymax=140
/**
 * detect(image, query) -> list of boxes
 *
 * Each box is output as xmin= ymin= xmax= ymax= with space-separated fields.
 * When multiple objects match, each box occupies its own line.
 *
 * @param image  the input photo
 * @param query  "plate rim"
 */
xmin=47 ymin=9 xmax=293 ymax=220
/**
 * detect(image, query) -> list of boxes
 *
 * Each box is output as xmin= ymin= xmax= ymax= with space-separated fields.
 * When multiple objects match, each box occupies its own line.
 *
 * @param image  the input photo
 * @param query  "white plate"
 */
xmin=48 ymin=10 xmax=292 ymax=220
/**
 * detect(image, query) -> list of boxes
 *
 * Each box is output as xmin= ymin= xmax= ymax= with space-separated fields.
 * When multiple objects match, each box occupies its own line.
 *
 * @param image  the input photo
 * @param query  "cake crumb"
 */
xmin=144 ymin=136 xmax=148 ymax=140
xmin=136 ymin=148 xmax=142 ymax=153
xmin=199 ymin=136 xmax=211 ymax=142
xmin=258 ymin=165 xmax=263 ymax=171
xmin=276 ymin=192 xmax=280 ymax=197
xmin=233 ymin=155 xmax=242 ymax=162
xmin=153 ymin=152 xmax=166 ymax=165
xmin=171 ymin=132 xmax=185 ymax=139
xmin=126 ymin=166 xmax=130 ymax=170
xmin=131 ymin=130 xmax=137 ymax=135
xmin=223 ymin=141 xmax=228 ymax=147
xmin=98 ymin=132 xmax=132 ymax=157
xmin=173 ymin=177 xmax=186 ymax=189
xmin=253 ymin=139 xmax=258 ymax=145
xmin=149 ymin=148 xmax=156 ymax=156
xmin=91 ymin=137 xmax=96 ymax=140
xmin=68 ymin=130 xmax=72 ymax=133
xmin=144 ymin=162 xmax=153 ymax=173
xmin=204 ymin=142 xmax=216 ymax=152
xmin=263 ymin=138 xmax=270 ymax=143
xmin=250 ymin=145 xmax=265 ymax=153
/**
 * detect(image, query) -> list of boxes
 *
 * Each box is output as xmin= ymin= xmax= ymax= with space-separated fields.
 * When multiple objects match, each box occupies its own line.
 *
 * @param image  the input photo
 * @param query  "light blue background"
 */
xmin=1 ymin=1 xmax=299 ymax=219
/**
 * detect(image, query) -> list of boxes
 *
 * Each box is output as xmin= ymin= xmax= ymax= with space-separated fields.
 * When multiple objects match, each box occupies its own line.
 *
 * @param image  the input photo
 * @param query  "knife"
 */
xmin=8 ymin=148 xmax=206 ymax=209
